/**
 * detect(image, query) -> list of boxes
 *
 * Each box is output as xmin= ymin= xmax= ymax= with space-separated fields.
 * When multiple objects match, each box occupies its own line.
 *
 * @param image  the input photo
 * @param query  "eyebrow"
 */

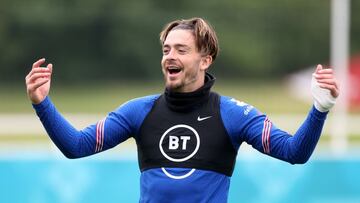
xmin=163 ymin=44 xmax=191 ymax=50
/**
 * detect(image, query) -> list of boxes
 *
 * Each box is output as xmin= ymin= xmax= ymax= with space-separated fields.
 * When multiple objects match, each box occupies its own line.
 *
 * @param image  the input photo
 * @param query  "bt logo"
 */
xmin=159 ymin=124 xmax=200 ymax=162
xmin=168 ymin=136 xmax=191 ymax=150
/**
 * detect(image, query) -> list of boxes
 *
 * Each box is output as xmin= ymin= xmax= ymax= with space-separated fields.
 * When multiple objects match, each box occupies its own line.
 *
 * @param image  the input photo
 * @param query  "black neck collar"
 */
xmin=164 ymin=72 xmax=216 ymax=112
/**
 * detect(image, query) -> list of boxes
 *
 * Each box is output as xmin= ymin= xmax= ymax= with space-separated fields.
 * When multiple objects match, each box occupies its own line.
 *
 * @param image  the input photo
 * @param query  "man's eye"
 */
xmin=163 ymin=49 xmax=169 ymax=54
xmin=178 ymin=50 xmax=186 ymax=54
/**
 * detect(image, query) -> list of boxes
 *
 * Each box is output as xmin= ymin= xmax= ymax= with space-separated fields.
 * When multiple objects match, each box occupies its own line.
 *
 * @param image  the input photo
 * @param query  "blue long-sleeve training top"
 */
xmin=33 ymin=73 xmax=328 ymax=203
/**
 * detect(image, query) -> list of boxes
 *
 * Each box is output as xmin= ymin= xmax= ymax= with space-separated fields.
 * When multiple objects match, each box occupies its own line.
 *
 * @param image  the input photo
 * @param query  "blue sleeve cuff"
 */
xmin=32 ymin=96 xmax=52 ymax=112
xmin=310 ymin=105 xmax=328 ymax=121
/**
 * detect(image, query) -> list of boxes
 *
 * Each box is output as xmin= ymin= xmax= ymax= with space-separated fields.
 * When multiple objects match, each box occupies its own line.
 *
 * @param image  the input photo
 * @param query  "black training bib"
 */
xmin=136 ymin=92 xmax=237 ymax=176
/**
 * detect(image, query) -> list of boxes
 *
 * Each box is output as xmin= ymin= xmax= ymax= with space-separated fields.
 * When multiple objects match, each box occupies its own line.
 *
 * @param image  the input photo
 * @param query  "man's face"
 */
xmin=161 ymin=29 xmax=209 ymax=92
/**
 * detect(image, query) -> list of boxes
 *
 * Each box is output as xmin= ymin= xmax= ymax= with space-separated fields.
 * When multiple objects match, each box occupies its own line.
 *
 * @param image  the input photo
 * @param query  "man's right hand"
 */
xmin=25 ymin=58 xmax=53 ymax=104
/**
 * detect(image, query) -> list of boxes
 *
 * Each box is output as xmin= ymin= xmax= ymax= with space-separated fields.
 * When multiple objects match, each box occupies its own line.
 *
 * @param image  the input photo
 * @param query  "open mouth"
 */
xmin=167 ymin=66 xmax=182 ymax=75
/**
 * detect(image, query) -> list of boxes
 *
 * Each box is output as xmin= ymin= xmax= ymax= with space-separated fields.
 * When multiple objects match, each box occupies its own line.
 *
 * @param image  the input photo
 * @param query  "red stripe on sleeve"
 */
xmin=95 ymin=119 xmax=105 ymax=153
xmin=262 ymin=117 xmax=272 ymax=154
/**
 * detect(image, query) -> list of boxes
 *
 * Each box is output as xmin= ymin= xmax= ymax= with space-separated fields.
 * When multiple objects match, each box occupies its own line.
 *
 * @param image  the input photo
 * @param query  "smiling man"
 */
xmin=161 ymin=22 xmax=215 ymax=92
xmin=26 ymin=17 xmax=339 ymax=203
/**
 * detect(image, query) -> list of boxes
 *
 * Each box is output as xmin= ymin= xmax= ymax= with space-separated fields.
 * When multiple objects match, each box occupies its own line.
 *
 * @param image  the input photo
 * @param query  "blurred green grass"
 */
xmin=1 ymin=79 xmax=310 ymax=114
xmin=1 ymin=80 xmax=360 ymax=144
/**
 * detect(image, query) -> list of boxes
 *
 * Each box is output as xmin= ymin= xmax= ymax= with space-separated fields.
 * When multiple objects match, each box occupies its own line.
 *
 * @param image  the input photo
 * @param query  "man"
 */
xmin=25 ymin=17 xmax=339 ymax=203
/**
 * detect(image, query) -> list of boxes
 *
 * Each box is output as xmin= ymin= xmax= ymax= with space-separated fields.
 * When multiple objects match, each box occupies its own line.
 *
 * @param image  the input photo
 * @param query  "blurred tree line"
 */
xmin=0 ymin=0 xmax=359 ymax=84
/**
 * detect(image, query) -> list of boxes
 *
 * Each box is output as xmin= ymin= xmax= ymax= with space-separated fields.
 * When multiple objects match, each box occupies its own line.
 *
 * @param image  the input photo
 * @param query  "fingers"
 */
xmin=316 ymin=78 xmax=338 ymax=88
xmin=313 ymin=64 xmax=335 ymax=79
xmin=26 ymin=61 xmax=52 ymax=81
xmin=318 ymin=82 xmax=339 ymax=98
xmin=47 ymin=63 xmax=53 ymax=72
xmin=25 ymin=59 xmax=53 ymax=90
xmin=27 ymin=72 xmax=51 ymax=83
xmin=32 ymin=58 xmax=46 ymax=69
xmin=315 ymin=64 xmax=323 ymax=73
xmin=27 ymin=78 xmax=50 ymax=92
xmin=26 ymin=66 xmax=52 ymax=83
xmin=314 ymin=72 xmax=336 ymax=81
xmin=314 ymin=65 xmax=333 ymax=74
xmin=316 ymin=78 xmax=339 ymax=97
xmin=313 ymin=64 xmax=339 ymax=98
xmin=25 ymin=58 xmax=53 ymax=104
xmin=313 ymin=65 xmax=334 ymax=80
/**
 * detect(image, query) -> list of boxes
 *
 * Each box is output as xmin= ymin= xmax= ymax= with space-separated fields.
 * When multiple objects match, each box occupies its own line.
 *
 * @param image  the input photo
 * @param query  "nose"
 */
xmin=164 ymin=48 xmax=176 ymax=60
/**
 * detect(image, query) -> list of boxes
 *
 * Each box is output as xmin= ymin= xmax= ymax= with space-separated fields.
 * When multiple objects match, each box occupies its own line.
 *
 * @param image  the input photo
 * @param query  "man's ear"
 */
xmin=200 ymin=55 xmax=213 ymax=71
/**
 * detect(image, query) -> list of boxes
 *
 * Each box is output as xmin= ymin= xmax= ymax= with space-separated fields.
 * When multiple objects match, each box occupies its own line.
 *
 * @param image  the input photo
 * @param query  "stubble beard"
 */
xmin=164 ymin=70 xmax=199 ymax=92
xmin=164 ymin=76 xmax=183 ymax=91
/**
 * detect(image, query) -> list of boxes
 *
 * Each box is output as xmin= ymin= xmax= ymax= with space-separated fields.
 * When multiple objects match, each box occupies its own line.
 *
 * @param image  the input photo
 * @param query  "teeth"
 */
xmin=167 ymin=66 xmax=181 ymax=74
xmin=168 ymin=66 xmax=180 ymax=70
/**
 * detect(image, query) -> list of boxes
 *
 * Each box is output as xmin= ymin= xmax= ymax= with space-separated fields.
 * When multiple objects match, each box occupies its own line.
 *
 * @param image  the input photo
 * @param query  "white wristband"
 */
xmin=311 ymin=74 xmax=336 ymax=112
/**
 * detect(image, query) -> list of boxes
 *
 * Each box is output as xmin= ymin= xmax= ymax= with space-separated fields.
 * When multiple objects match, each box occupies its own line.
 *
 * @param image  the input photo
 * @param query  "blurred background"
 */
xmin=0 ymin=0 xmax=359 ymax=202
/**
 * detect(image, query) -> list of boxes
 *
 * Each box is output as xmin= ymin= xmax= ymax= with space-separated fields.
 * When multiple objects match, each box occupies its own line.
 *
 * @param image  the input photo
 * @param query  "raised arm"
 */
xmin=221 ymin=64 xmax=339 ymax=164
xmin=25 ymin=59 xmax=156 ymax=158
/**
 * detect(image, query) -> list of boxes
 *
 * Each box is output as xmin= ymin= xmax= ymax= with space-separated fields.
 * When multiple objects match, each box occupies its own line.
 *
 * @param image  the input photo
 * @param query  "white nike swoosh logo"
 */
xmin=197 ymin=116 xmax=212 ymax=121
